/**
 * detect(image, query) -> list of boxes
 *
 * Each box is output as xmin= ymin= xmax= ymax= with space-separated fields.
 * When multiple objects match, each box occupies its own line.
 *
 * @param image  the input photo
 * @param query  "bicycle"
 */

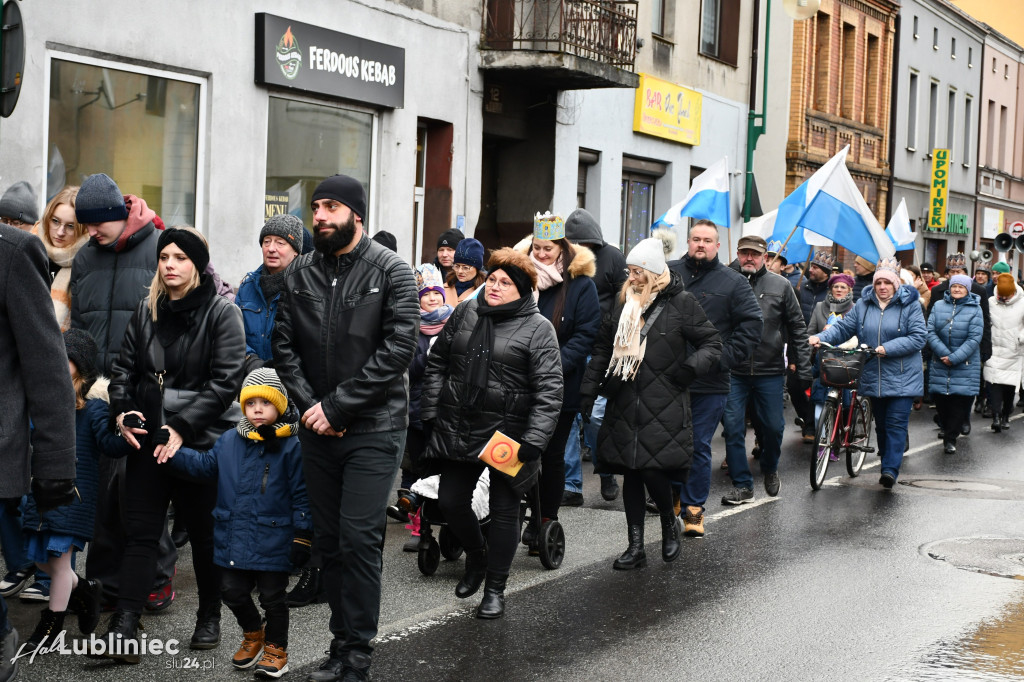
xmin=809 ymin=343 xmax=879 ymax=490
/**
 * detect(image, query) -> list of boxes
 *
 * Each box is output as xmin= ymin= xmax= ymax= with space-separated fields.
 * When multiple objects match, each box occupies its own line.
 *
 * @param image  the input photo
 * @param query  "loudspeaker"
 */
xmin=981 ymin=249 xmax=994 ymax=261
xmin=994 ymin=233 xmax=1014 ymax=252
xmin=1014 ymin=235 xmax=1024 ymax=252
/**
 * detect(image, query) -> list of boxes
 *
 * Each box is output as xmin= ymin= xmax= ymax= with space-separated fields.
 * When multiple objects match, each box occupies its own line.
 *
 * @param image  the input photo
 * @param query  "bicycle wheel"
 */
xmin=811 ymin=400 xmax=838 ymax=490
xmin=846 ymin=397 xmax=873 ymax=477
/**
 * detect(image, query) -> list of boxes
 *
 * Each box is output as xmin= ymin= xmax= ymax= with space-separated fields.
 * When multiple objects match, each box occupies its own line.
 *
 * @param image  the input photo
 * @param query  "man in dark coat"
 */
xmin=564 ymin=208 xmax=628 ymax=501
xmin=0 ymin=223 xmax=77 ymax=680
xmin=667 ymin=220 xmax=762 ymax=537
xmin=723 ymin=236 xmax=811 ymax=503
xmin=852 ymin=256 xmax=876 ymax=302
xmin=433 ymin=228 xmax=464 ymax=281
xmin=273 ymin=174 xmax=419 ymax=681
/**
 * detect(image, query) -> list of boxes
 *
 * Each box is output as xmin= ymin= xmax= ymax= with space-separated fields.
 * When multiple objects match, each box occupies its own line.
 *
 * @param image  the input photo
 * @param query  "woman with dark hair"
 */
xmin=444 ymin=238 xmax=487 ymax=305
xmin=518 ymin=212 xmax=600 ymax=531
xmin=579 ymin=238 xmax=721 ymax=569
xmin=421 ymin=247 xmax=563 ymax=619
xmin=103 ymin=227 xmax=245 ymax=660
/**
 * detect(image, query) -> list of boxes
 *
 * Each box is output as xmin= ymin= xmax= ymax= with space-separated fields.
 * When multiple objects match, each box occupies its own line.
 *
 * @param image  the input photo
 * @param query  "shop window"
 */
xmin=47 ymin=56 xmax=203 ymax=226
xmin=265 ymin=97 xmax=374 ymax=230
xmin=699 ymin=0 xmax=739 ymax=66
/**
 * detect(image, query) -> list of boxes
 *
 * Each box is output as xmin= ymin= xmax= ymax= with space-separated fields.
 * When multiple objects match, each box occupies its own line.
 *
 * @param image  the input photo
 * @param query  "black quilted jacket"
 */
xmin=580 ymin=274 xmax=722 ymax=473
xmin=419 ymin=295 xmax=563 ymax=463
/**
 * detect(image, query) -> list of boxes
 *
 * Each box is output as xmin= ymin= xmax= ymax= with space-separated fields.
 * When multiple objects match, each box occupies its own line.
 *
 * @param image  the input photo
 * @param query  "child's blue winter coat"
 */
xmin=171 ymin=428 xmax=310 ymax=572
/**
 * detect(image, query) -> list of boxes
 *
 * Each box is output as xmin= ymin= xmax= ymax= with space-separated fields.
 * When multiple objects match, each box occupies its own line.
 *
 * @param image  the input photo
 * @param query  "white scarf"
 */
xmin=606 ymin=269 xmax=671 ymax=381
xmin=36 ymin=228 xmax=88 ymax=331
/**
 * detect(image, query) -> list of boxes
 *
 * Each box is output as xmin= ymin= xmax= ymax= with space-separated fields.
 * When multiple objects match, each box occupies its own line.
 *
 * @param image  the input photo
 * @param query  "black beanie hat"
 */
xmin=312 ymin=174 xmax=366 ymax=221
xmin=372 ymin=230 xmax=397 ymax=252
xmin=64 ymin=329 xmax=100 ymax=394
xmin=436 ymin=228 xmax=464 ymax=250
xmin=157 ymin=227 xmax=210 ymax=274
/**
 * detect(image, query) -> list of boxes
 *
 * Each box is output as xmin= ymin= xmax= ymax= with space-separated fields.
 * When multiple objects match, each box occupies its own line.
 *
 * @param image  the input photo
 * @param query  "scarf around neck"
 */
xmin=607 ymin=269 xmax=671 ymax=381
xmin=260 ymin=269 xmax=287 ymax=302
xmin=532 ymin=256 xmax=564 ymax=293
xmin=420 ymin=304 xmax=454 ymax=336
xmin=462 ymin=295 xmax=529 ymax=410
xmin=41 ymin=233 xmax=88 ymax=332
xmin=236 ymin=416 xmax=297 ymax=452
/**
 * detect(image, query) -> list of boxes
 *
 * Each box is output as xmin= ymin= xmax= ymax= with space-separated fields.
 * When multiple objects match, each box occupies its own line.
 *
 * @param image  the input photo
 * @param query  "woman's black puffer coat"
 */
xmin=420 ymin=295 xmax=564 ymax=466
xmin=580 ymin=273 xmax=722 ymax=475
xmin=109 ymin=277 xmax=246 ymax=450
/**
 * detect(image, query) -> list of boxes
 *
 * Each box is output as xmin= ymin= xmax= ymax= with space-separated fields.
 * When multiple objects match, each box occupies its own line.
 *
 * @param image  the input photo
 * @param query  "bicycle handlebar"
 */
xmin=816 ymin=342 xmax=881 ymax=357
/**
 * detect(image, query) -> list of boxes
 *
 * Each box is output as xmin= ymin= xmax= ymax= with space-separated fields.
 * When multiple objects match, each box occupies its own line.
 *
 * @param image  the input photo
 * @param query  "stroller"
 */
xmin=404 ymin=469 xmax=565 ymax=574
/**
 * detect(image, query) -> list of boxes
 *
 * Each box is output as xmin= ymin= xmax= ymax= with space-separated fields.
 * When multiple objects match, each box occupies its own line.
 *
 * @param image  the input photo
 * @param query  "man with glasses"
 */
xmin=667 ymin=220 xmax=761 ymax=536
xmin=0 ymin=181 xmax=39 ymax=230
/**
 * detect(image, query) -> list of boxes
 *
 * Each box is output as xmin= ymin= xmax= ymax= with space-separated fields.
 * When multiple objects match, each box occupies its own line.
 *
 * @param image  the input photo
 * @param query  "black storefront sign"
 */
xmin=255 ymin=13 xmax=404 ymax=109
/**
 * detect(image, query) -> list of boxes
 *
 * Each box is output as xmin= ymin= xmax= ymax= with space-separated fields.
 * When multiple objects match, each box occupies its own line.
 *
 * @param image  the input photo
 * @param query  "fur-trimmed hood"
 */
xmin=512 ymin=235 xmax=597 ymax=280
xmin=85 ymin=377 xmax=111 ymax=403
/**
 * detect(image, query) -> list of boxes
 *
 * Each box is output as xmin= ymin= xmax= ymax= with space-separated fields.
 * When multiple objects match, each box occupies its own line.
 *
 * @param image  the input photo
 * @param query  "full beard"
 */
xmin=314 ymin=214 xmax=357 ymax=255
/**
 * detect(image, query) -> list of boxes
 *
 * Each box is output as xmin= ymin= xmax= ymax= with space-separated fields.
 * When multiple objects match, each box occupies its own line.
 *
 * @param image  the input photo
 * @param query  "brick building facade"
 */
xmin=786 ymin=0 xmax=900 ymax=269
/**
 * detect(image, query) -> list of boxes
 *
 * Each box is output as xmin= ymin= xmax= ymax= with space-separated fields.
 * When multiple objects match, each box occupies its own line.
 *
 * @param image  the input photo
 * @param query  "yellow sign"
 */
xmin=478 ymin=431 xmax=523 ymax=478
xmin=928 ymin=149 xmax=950 ymax=229
xmin=633 ymin=73 xmax=702 ymax=145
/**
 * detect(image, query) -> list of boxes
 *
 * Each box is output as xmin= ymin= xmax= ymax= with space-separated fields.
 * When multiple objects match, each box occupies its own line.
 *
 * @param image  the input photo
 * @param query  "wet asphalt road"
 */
xmin=6 ymin=400 xmax=1024 ymax=681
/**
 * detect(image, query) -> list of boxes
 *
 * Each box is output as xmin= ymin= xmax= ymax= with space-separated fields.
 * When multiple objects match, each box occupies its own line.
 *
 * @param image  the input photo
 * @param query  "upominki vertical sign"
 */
xmin=928 ymin=149 xmax=950 ymax=230
xmin=255 ymin=13 xmax=405 ymax=109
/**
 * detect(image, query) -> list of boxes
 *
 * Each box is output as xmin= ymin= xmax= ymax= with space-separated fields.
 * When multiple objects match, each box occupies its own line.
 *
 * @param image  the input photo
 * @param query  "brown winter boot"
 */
xmin=231 ymin=627 xmax=265 ymax=669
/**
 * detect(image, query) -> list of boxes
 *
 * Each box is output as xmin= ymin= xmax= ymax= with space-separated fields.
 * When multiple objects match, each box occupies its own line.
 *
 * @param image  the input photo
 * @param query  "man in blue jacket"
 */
xmin=667 ymin=220 xmax=762 ymax=537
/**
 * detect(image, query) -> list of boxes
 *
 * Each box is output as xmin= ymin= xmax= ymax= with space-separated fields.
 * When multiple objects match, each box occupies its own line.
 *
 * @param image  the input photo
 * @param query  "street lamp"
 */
xmin=743 ymin=0 xmax=820 ymax=222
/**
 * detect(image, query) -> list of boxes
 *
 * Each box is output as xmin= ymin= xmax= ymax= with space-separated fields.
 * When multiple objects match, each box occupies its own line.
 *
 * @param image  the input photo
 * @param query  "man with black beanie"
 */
xmin=273 ymin=174 xmax=419 ymax=682
xmin=434 ymin=228 xmax=464 ymax=280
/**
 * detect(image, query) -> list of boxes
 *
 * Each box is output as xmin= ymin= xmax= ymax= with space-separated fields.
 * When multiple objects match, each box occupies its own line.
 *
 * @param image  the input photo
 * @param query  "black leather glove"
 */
xmin=291 ymin=529 xmax=313 ymax=568
xmin=579 ymin=396 xmax=595 ymax=424
xmin=32 ymin=478 xmax=76 ymax=513
xmin=518 ymin=442 xmax=542 ymax=463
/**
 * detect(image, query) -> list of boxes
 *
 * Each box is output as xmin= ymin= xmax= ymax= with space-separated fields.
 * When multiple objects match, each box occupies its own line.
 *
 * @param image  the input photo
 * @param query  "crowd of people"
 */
xmin=0 ymin=171 xmax=1020 ymax=681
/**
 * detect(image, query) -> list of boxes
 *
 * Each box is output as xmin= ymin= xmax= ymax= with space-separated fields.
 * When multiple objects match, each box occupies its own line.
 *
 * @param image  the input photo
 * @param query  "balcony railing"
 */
xmin=482 ymin=0 xmax=638 ymax=70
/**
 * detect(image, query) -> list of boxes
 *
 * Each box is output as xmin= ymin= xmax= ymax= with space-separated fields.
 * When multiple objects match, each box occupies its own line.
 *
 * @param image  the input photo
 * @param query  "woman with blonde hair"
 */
xmin=103 ymin=226 xmax=245 ymax=660
xmin=33 ymin=186 xmax=88 ymax=330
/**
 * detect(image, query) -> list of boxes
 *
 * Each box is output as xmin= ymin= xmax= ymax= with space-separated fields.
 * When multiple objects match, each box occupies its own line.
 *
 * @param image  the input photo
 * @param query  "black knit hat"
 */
xmin=372 ymin=230 xmax=397 ymax=252
xmin=259 ymin=214 xmax=304 ymax=253
xmin=436 ymin=228 xmax=464 ymax=250
xmin=157 ymin=227 xmax=210 ymax=274
xmin=312 ymin=174 xmax=366 ymax=221
xmin=64 ymin=329 xmax=100 ymax=393
xmin=76 ymin=173 xmax=128 ymax=224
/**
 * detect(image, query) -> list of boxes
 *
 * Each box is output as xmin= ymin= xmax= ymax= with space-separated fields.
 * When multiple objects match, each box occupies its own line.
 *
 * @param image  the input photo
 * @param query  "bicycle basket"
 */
xmin=820 ymin=348 xmax=866 ymax=388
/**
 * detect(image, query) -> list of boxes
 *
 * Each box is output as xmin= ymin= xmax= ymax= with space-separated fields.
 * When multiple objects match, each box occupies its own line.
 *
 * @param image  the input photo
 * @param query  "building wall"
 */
xmin=786 ymin=0 xmax=899 ymax=267
xmin=978 ymin=42 xmax=1020 ymax=172
xmin=0 ymin=0 xmax=483 ymax=284
xmin=752 ymin=1 xmax=796 ymax=211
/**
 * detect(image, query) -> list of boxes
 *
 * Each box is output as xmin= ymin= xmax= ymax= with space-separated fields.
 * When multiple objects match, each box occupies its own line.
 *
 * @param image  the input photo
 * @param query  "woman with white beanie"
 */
xmin=579 ymin=238 xmax=721 ymax=570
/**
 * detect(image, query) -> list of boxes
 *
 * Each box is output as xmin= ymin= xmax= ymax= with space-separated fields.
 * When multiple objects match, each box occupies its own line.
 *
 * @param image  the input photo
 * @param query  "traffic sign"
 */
xmin=1010 ymin=221 xmax=1024 ymax=238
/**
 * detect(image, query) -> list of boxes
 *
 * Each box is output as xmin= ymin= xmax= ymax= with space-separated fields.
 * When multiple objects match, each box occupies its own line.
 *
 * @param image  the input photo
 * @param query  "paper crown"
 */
xmin=811 ymin=250 xmax=836 ymax=270
xmin=766 ymin=239 xmax=786 ymax=256
xmin=975 ymin=260 xmax=992 ymax=273
xmin=533 ymin=212 xmax=565 ymax=240
xmin=875 ymin=256 xmax=901 ymax=279
xmin=946 ymin=252 xmax=966 ymax=270
xmin=415 ymin=263 xmax=445 ymax=295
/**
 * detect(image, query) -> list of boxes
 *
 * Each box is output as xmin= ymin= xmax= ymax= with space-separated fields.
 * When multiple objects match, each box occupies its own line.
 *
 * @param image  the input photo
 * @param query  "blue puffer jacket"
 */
xmin=816 ymin=284 xmax=927 ymax=398
xmin=927 ymin=291 xmax=983 ymax=396
xmin=170 ymin=429 xmax=310 ymax=572
xmin=24 ymin=382 xmax=132 ymax=540
xmin=236 ymin=265 xmax=279 ymax=362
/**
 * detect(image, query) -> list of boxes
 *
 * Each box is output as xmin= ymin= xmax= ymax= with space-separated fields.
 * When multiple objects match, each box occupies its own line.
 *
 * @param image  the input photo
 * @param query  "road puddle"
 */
xmin=890 ymin=596 xmax=1024 ymax=680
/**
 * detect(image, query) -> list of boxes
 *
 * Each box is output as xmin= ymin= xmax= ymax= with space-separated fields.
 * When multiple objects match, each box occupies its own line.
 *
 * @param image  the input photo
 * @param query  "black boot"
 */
xmin=286 ymin=566 xmax=322 ymax=607
xmin=991 ymin=417 xmax=1002 ymax=433
xmin=0 ymin=626 xmax=18 ymax=682
xmin=475 ymin=572 xmax=507 ymax=619
xmin=68 ymin=578 xmax=102 ymax=634
xmin=1001 ymin=414 xmax=1011 ymax=431
xmin=26 ymin=608 xmax=65 ymax=651
xmin=340 ymin=651 xmax=372 ymax=681
xmin=97 ymin=609 xmax=142 ymax=663
xmin=661 ymin=515 xmax=681 ymax=563
xmin=455 ymin=547 xmax=487 ymax=599
xmin=612 ymin=524 xmax=646 ymax=570
xmin=308 ymin=638 xmax=346 ymax=682
xmin=189 ymin=601 xmax=221 ymax=650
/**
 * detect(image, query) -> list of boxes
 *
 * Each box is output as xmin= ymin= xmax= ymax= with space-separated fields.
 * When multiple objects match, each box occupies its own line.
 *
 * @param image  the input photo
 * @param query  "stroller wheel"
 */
xmin=438 ymin=527 xmax=463 ymax=561
xmin=539 ymin=520 xmax=565 ymax=570
xmin=417 ymin=538 xmax=441 ymax=576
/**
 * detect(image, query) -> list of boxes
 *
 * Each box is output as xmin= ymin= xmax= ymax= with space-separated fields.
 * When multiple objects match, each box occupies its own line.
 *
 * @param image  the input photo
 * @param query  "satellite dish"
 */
xmin=783 ymin=0 xmax=821 ymax=20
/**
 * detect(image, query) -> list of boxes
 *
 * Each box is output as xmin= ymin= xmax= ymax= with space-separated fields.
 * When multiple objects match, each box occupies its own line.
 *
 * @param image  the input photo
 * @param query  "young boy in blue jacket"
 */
xmin=160 ymin=368 xmax=310 ymax=678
